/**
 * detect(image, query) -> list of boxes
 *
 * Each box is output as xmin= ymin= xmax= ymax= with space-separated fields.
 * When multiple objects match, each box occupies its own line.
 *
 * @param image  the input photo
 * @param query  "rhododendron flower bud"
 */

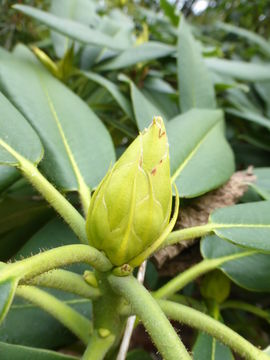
xmin=86 ymin=117 xmax=172 ymax=266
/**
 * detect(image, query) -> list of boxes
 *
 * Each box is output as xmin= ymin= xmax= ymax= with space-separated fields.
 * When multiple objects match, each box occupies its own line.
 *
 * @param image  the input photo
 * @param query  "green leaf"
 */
xmin=160 ymin=0 xmax=179 ymax=26
xmin=193 ymin=332 xmax=234 ymax=360
xmin=126 ymin=349 xmax=153 ymax=360
xmin=205 ymin=58 xmax=270 ymax=82
xmin=82 ymin=71 xmax=134 ymax=120
xmin=251 ymin=168 xmax=270 ymax=200
xmin=98 ymin=42 xmax=175 ymax=70
xmin=0 ymin=166 xmax=20 ymax=193
xmin=0 ymin=48 xmax=115 ymax=190
xmin=0 ymin=266 xmax=18 ymax=325
xmin=13 ymin=4 xmax=126 ymax=51
xmin=226 ymin=108 xmax=270 ymax=132
xmin=201 ymin=235 xmax=270 ymax=292
xmin=209 ymin=200 xmax=270 ymax=252
xmin=216 ymin=22 xmax=270 ymax=57
xmin=119 ymin=75 xmax=168 ymax=130
xmin=177 ymin=16 xmax=216 ymax=112
xmin=167 ymin=109 xmax=234 ymax=197
xmin=50 ymin=0 xmax=99 ymax=58
xmin=0 ymin=92 xmax=43 ymax=166
xmin=0 ymin=342 xmax=78 ymax=360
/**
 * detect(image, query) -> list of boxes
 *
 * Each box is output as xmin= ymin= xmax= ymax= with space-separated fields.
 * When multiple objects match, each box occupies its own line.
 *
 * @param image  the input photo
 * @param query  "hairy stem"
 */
xmin=1 ymin=244 xmax=112 ymax=283
xmin=159 ymin=300 xmax=270 ymax=360
xmin=82 ymin=330 xmax=115 ymax=360
xmin=16 ymin=285 xmax=92 ymax=345
xmin=108 ymin=274 xmax=192 ymax=360
xmin=154 ymin=251 xmax=255 ymax=299
xmin=25 ymin=269 xmax=101 ymax=300
xmin=164 ymin=224 xmax=214 ymax=247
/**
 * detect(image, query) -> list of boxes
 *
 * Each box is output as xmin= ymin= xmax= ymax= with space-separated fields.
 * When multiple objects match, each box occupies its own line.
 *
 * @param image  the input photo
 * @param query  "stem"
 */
xmin=154 ymin=251 xmax=255 ymax=299
xmin=82 ymin=330 xmax=115 ymax=360
xmin=164 ymin=224 xmax=214 ymax=247
xmin=25 ymin=269 xmax=101 ymax=300
xmin=108 ymin=274 xmax=192 ymax=360
xmin=221 ymin=300 xmax=270 ymax=323
xmin=1 ymin=244 xmax=112 ymax=282
xmin=19 ymin=157 xmax=89 ymax=244
xmin=159 ymin=300 xmax=270 ymax=360
xmin=16 ymin=285 xmax=92 ymax=345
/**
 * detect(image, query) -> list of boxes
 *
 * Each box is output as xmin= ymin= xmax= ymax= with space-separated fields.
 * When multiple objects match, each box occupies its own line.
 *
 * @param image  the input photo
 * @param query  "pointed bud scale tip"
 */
xmin=86 ymin=117 xmax=172 ymax=266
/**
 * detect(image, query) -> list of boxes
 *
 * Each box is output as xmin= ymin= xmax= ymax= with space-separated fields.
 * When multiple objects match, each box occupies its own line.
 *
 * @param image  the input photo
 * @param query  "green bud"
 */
xmin=200 ymin=270 xmax=231 ymax=304
xmin=86 ymin=117 xmax=172 ymax=266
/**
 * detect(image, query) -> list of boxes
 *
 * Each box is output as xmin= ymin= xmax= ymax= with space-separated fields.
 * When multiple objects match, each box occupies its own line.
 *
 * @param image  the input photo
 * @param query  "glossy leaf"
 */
xmin=210 ymin=200 xmax=270 ymax=251
xmin=226 ymin=108 xmax=270 ymax=132
xmin=167 ymin=109 xmax=234 ymax=197
xmin=0 ymin=48 xmax=115 ymax=190
xmin=251 ymin=168 xmax=270 ymax=200
xmin=0 ymin=265 xmax=18 ymax=325
xmin=13 ymin=5 xmax=126 ymax=51
xmin=98 ymin=41 xmax=175 ymax=70
xmin=0 ymin=342 xmax=78 ymax=360
xmin=193 ymin=332 xmax=234 ymax=360
xmin=177 ymin=15 xmax=216 ymax=112
xmin=201 ymin=235 xmax=270 ymax=292
xmin=0 ymin=166 xmax=20 ymax=193
xmin=205 ymin=58 xmax=270 ymax=82
xmin=0 ymin=92 xmax=43 ymax=166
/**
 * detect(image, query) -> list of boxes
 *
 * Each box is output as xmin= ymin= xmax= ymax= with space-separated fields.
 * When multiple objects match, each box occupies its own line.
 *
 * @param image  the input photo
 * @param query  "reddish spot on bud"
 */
xmin=159 ymin=159 xmax=163 ymax=164
xmin=151 ymin=168 xmax=157 ymax=176
xmin=159 ymin=129 xmax=166 ymax=138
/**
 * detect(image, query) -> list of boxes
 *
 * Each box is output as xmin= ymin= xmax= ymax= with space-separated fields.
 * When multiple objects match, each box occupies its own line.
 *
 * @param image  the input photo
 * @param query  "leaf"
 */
xmin=167 ymin=109 xmax=234 ymax=198
xmin=98 ymin=42 xmax=175 ymax=70
xmin=0 ymin=342 xmax=78 ymax=360
xmin=0 ymin=47 xmax=115 ymax=190
xmin=160 ymin=0 xmax=179 ymax=26
xmin=205 ymin=58 xmax=270 ymax=82
xmin=50 ymin=0 xmax=99 ymax=58
xmin=13 ymin=5 xmax=126 ymax=51
xmin=0 ymin=166 xmax=20 ymax=193
xmin=216 ymin=22 xmax=270 ymax=57
xmin=209 ymin=200 xmax=270 ymax=252
xmin=119 ymin=75 xmax=168 ymax=130
xmin=0 ymin=92 xmax=43 ymax=166
xmin=251 ymin=168 xmax=270 ymax=200
xmin=126 ymin=349 xmax=153 ymax=360
xmin=201 ymin=235 xmax=270 ymax=292
xmin=177 ymin=15 xmax=216 ymax=112
xmin=193 ymin=332 xmax=234 ymax=360
xmin=0 ymin=218 xmax=91 ymax=348
xmin=226 ymin=108 xmax=270 ymax=132
xmin=0 ymin=265 xmax=18 ymax=325
xmin=82 ymin=71 xmax=134 ymax=120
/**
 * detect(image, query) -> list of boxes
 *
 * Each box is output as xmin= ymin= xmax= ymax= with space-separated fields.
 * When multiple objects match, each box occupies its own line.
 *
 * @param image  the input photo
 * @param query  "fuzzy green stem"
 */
xmin=221 ymin=300 xmax=270 ymax=323
xmin=108 ymin=274 xmax=192 ymax=360
xmin=25 ymin=269 xmax=101 ymax=299
xmin=159 ymin=300 xmax=270 ymax=360
xmin=0 ymin=139 xmax=88 ymax=244
xmin=82 ymin=330 xmax=115 ymax=360
xmin=164 ymin=224 xmax=214 ymax=247
xmin=16 ymin=285 xmax=92 ymax=345
xmin=0 ymin=244 xmax=112 ymax=283
xmin=154 ymin=251 xmax=255 ymax=299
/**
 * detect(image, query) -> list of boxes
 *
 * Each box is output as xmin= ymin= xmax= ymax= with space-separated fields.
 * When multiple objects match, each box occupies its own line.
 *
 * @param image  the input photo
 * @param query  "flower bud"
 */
xmin=86 ymin=117 xmax=172 ymax=266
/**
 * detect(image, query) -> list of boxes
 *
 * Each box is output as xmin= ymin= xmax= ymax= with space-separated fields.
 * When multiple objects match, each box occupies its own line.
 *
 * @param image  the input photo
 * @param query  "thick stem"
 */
xmin=159 ymin=300 xmax=270 ymax=360
xmin=19 ymin=157 xmax=88 ymax=244
xmin=154 ymin=251 xmax=255 ymax=299
xmin=1 ymin=244 xmax=112 ymax=282
xmin=25 ymin=269 xmax=101 ymax=299
xmin=108 ymin=274 xmax=192 ymax=360
xmin=82 ymin=330 xmax=115 ymax=360
xmin=164 ymin=224 xmax=214 ymax=247
xmin=16 ymin=285 xmax=92 ymax=345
